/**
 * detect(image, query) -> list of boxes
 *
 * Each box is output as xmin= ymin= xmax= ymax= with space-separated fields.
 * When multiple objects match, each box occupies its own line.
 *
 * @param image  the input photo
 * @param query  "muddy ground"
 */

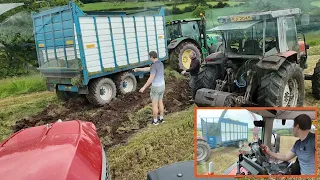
xmin=13 ymin=75 xmax=192 ymax=149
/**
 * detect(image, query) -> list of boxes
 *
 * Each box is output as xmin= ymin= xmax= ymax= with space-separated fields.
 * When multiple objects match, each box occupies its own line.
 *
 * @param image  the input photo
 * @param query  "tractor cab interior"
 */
xmin=233 ymin=109 xmax=316 ymax=176
xmin=209 ymin=19 xmax=279 ymax=57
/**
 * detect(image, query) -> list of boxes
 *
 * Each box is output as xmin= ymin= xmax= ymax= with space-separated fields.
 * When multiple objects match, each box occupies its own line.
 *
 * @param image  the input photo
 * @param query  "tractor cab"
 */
xmin=166 ymin=17 xmax=223 ymax=71
xmin=225 ymin=108 xmax=317 ymax=176
xmin=166 ymin=19 xmax=201 ymax=45
xmin=206 ymin=8 xmax=309 ymax=69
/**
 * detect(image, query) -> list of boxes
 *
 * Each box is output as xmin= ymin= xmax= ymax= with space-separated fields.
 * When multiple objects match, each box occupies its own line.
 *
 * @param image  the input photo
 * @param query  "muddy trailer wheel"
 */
xmin=312 ymin=60 xmax=320 ymax=100
xmin=257 ymin=61 xmax=304 ymax=107
xmin=169 ymin=41 xmax=201 ymax=71
xmin=197 ymin=139 xmax=211 ymax=163
xmin=115 ymin=72 xmax=137 ymax=94
xmin=86 ymin=77 xmax=117 ymax=106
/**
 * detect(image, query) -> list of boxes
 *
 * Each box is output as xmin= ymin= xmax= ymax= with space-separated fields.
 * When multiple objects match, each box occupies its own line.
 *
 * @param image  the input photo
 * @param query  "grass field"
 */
xmin=81 ymin=1 xmax=243 ymax=11
xmin=311 ymin=1 xmax=320 ymax=7
xmin=166 ymin=6 xmax=243 ymax=25
xmin=0 ymin=74 xmax=46 ymax=99
xmin=305 ymin=31 xmax=320 ymax=47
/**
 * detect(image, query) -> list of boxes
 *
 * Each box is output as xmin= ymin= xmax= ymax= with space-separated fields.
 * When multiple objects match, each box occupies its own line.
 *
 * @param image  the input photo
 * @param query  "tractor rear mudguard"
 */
xmin=256 ymin=55 xmax=286 ymax=71
xmin=147 ymin=160 xmax=236 ymax=180
xmin=167 ymin=37 xmax=199 ymax=50
xmin=256 ymin=51 xmax=298 ymax=71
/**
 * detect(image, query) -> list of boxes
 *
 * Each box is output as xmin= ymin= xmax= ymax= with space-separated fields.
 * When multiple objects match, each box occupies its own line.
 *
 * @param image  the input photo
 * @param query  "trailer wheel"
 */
xmin=86 ymin=77 xmax=117 ymax=106
xmin=115 ymin=72 xmax=137 ymax=94
xmin=257 ymin=60 xmax=304 ymax=107
xmin=197 ymin=139 xmax=211 ymax=163
xmin=312 ymin=60 xmax=320 ymax=100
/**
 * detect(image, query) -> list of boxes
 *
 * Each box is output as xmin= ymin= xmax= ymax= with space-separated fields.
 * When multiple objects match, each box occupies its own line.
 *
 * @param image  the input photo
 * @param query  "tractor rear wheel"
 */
xmin=194 ymin=65 xmax=221 ymax=92
xmin=170 ymin=41 xmax=201 ymax=71
xmin=312 ymin=60 xmax=320 ymax=100
xmin=197 ymin=139 xmax=211 ymax=163
xmin=257 ymin=60 xmax=304 ymax=107
xmin=86 ymin=77 xmax=117 ymax=106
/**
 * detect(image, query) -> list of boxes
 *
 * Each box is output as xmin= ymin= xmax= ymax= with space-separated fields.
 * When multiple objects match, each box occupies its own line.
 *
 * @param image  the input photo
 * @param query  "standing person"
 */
xmin=181 ymin=51 xmax=201 ymax=99
xmin=133 ymin=51 xmax=165 ymax=126
xmin=260 ymin=114 xmax=315 ymax=175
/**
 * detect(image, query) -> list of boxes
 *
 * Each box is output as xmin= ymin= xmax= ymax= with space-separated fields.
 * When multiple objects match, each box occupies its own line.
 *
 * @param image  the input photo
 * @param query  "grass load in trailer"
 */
xmin=201 ymin=117 xmax=248 ymax=149
xmin=31 ymin=1 xmax=168 ymax=106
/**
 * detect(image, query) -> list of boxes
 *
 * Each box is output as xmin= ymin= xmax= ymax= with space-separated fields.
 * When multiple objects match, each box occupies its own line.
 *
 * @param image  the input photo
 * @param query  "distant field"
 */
xmin=311 ymin=1 xmax=320 ymax=7
xmin=166 ymin=6 xmax=243 ymax=26
xmin=305 ymin=31 xmax=320 ymax=47
xmin=81 ymin=1 xmax=243 ymax=11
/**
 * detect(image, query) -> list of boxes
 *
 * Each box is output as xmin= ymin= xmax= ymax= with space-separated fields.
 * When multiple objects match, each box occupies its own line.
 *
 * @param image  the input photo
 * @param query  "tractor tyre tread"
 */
xmin=257 ymin=60 xmax=304 ymax=107
xmin=312 ymin=60 xmax=320 ymax=100
xmin=194 ymin=65 xmax=221 ymax=92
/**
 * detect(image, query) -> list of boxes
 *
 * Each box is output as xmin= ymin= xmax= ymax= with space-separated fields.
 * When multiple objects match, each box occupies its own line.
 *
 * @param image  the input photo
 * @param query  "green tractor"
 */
xmin=166 ymin=15 xmax=223 ymax=71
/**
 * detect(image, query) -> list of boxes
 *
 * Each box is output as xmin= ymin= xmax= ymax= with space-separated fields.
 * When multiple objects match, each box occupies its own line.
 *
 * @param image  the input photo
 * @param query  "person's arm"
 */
xmin=142 ymin=74 xmax=155 ymax=89
xmin=186 ymin=59 xmax=200 ymax=72
xmin=134 ymin=66 xmax=151 ymax=72
xmin=141 ymin=64 xmax=156 ymax=90
xmin=186 ymin=61 xmax=196 ymax=72
xmin=267 ymin=150 xmax=296 ymax=162
xmin=264 ymin=142 xmax=297 ymax=162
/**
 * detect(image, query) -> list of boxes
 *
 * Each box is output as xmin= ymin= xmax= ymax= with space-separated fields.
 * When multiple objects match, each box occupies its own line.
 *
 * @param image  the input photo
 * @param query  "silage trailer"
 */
xmin=201 ymin=117 xmax=248 ymax=149
xmin=31 ymin=0 xmax=168 ymax=106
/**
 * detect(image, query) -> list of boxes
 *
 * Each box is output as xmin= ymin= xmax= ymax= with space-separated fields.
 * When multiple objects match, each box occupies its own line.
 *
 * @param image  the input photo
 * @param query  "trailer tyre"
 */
xmin=257 ymin=61 xmax=304 ymax=107
xmin=86 ymin=77 xmax=117 ymax=106
xmin=197 ymin=139 xmax=211 ymax=163
xmin=115 ymin=72 xmax=137 ymax=94
xmin=312 ymin=60 xmax=320 ymax=100
xmin=170 ymin=41 xmax=201 ymax=71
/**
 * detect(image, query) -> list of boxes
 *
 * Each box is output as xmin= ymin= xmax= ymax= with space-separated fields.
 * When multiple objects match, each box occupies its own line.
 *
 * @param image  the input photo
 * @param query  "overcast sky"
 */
xmin=196 ymin=109 xmax=299 ymax=129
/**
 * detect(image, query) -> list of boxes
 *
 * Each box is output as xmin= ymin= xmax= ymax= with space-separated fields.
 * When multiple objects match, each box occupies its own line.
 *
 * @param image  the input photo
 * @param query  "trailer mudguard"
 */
xmin=256 ymin=51 xmax=298 ymax=71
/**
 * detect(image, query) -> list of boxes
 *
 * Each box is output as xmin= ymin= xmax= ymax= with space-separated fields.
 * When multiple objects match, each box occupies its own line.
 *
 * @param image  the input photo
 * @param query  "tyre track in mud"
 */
xmin=12 ymin=76 xmax=192 ymax=149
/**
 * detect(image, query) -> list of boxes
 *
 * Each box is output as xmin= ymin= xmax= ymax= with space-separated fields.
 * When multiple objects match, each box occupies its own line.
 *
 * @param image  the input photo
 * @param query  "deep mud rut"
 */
xmin=13 ymin=76 xmax=192 ymax=149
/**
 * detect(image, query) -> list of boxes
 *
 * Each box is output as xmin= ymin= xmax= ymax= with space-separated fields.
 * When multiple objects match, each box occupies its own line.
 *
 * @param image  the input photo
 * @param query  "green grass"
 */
xmin=166 ymin=6 xmax=243 ymax=26
xmin=0 ymin=74 xmax=47 ymax=99
xmin=81 ymin=1 xmax=243 ymax=11
xmin=311 ymin=1 xmax=320 ymax=7
xmin=305 ymin=31 xmax=320 ymax=48
xmin=0 ymin=92 xmax=57 ymax=141
xmin=81 ymin=1 xmax=170 ymax=11
xmin=108 ymin=106 xmax=194 ymax=180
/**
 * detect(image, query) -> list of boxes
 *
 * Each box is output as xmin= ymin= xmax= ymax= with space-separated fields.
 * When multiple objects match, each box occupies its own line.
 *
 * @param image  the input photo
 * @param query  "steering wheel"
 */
xmin=258 ymin=37 xmax=276 ymax=49
xmin=250 ymin=141 xmax=269 ymax=165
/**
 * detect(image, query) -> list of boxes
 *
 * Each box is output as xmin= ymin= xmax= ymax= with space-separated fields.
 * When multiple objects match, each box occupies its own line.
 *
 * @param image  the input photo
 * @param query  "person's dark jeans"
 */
xmin=189 ymin=75 xmax=198 ymax=99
